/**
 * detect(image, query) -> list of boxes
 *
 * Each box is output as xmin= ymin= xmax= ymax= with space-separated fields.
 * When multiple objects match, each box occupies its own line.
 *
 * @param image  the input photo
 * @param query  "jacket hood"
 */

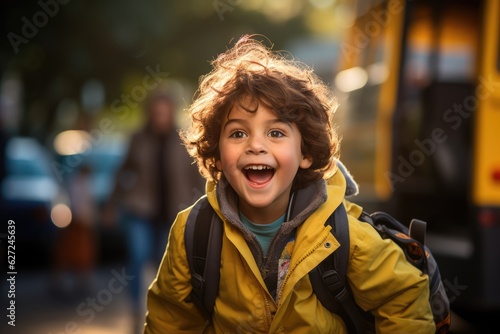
xmin=336 ymin=159 xmax=359 ymax=197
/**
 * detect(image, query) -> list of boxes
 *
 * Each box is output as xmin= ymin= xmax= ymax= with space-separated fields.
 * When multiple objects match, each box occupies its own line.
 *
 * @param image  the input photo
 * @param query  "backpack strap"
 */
xmin=184 ymin=196 xmax=223 ymax=321
xmin=184 ymin=196 xmax=375 ymax=331
xmin=309 ymin=203 xmax=375 ymax=334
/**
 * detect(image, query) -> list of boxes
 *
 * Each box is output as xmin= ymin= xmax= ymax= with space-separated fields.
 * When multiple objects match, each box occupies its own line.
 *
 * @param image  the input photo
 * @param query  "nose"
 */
xmin=245 ymin=134 xmax=267 ymax=155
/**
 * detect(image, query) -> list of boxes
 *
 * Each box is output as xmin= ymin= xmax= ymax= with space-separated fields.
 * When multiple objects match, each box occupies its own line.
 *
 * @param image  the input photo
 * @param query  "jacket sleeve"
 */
xmin=345 ymin=213 xmax=436 ymax=334
xmin=144 ymin=209 xmax=209 ymax=333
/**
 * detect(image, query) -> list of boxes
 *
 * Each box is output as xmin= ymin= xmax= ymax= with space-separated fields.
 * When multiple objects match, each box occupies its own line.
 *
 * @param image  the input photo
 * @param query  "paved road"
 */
xmin=1 ymin=265 xmax=154 ymax=334
xmin=0 ymin=265 xmax=494 ymax=334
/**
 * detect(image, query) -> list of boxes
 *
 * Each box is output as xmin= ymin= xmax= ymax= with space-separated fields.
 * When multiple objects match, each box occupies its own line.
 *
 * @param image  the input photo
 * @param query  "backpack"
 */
xmin=184 ymin=196 xmax=451 ymax=333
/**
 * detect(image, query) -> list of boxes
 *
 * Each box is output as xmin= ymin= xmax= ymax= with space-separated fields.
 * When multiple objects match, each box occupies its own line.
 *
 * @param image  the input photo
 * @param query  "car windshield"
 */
xmin=7 ymin=159 xmax=51 ymax=177
xmin=6 ymin=137 xmax=53 ymax=177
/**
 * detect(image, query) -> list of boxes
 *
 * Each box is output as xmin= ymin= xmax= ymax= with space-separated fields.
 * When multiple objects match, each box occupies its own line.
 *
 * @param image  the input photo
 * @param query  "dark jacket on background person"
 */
xmin=108 ymin=128 xmax=204 ymax=227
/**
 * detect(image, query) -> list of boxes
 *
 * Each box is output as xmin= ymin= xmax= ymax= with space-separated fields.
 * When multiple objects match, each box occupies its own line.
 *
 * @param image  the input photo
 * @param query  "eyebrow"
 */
xmin=223 ymin=118 xmax=293 ymax=131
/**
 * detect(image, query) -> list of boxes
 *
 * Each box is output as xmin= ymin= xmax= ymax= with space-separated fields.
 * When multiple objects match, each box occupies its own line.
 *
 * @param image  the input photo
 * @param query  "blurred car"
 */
xmin=87 ymin=135 xmax=127 ymax=208
xmin=54 ymin=134 xmax=128 ymax=265
xmin=0 ymin=136 xmax=71 ymax=270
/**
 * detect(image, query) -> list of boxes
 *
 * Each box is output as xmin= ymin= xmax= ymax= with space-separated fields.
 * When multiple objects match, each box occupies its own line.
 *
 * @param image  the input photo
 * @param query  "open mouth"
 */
xmin=243 ymin=165 xmax=275 ymax=185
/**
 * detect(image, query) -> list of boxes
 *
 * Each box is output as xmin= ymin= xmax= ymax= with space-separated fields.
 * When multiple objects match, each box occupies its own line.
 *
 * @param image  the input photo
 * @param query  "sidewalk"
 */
xmin=2 ymin=264 xmax=493 ymax=334
xmin=1 ymin=264 xmax=156 ymax=334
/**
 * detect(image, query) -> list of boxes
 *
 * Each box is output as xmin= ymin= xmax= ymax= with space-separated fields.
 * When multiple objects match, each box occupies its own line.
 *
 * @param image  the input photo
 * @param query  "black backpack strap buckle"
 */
xmin=311 ymin=202 xmax=376 ymax=334
xmin=322 ymin=269 xmax=349 ymax=302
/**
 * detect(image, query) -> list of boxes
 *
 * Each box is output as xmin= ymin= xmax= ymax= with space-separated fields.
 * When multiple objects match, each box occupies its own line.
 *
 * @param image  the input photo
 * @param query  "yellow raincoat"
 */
xmin=145 ymin=169 xmax=435 ymax=333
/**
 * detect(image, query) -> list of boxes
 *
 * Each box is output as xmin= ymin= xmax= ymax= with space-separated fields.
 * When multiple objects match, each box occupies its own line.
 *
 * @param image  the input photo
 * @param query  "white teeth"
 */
xmin=244 ymin=165 xmax=272 ymax=170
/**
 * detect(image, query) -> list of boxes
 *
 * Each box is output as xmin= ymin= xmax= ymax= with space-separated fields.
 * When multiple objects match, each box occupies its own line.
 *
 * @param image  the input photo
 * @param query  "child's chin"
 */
xmin=243 ymin=196 xmax=276 ymax=209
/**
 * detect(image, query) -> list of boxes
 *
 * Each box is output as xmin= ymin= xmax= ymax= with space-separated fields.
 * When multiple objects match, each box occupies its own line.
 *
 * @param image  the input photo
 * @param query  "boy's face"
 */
xmin=216 ymin=101 xmax=312 ymax=223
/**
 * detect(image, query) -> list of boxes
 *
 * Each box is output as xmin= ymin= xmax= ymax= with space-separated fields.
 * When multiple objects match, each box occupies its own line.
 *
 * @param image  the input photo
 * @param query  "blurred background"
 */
xmin=0 ymin=0 xmax=499 ymax=333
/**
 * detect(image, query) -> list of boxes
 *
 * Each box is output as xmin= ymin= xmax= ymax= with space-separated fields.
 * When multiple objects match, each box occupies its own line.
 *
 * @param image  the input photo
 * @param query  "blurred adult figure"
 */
xmin=103 ymin=87 xmax=204 ymax=330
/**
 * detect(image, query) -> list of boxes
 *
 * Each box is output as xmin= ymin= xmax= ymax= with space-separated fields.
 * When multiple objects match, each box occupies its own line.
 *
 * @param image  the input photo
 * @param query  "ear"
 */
xmin=300 ymin=155 xmax=313 ymax=169
xmin=215 ymin=160 xmax=223 ymax=171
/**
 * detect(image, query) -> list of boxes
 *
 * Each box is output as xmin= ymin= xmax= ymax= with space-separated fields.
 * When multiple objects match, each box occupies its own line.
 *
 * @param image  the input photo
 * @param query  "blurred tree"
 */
xmin=1 ymin=0 xmax=340 ymax=145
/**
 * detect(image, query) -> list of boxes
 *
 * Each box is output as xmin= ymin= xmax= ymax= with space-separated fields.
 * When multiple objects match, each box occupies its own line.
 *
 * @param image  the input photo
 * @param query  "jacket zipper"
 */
xmin=262 ymin=287 xmax=273 ymax=328
xmin=276 ymin=231 xmax=330 ymax=306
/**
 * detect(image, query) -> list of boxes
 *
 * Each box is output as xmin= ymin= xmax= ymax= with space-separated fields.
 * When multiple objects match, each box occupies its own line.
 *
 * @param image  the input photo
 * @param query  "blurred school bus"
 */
xmin=333 ymin=0 xmax=500 ymax=314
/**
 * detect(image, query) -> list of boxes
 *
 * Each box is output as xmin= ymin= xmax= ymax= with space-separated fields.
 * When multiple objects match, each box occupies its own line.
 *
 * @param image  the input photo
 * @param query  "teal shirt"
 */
xmin=240 ymin=212 xmax=285 ymax=257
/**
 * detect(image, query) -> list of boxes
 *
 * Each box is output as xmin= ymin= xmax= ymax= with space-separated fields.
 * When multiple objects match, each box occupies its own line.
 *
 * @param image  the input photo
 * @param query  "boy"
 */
xmin=144 ymin=36 xmax=435 ymax=333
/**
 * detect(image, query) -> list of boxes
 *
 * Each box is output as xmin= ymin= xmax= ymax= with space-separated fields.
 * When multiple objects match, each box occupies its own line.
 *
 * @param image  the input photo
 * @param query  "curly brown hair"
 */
xmin=181 ymin=35 xmax=340 ymax=186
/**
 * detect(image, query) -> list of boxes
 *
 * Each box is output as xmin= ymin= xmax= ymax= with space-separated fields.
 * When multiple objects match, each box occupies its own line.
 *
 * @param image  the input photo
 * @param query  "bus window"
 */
xmin=391 ymin=0 xmax=481 ymax=230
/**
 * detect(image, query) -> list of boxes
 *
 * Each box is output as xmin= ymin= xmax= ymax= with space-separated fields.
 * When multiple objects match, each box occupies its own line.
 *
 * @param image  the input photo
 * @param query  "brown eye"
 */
xmin=269 ymin=130 xmax=285 ymax=138
xmin=229 ymin=130 xmax=246 ymax=138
